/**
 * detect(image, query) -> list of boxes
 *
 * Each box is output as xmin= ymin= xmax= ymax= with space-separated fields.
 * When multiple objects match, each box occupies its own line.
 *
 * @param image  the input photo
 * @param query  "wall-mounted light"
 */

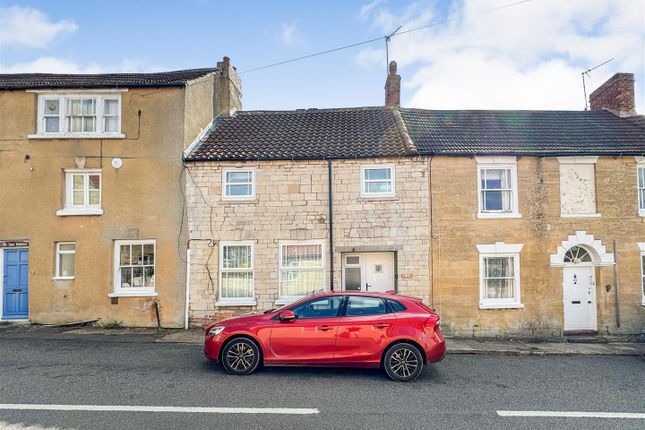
xmin=111 ymin=158 xmax=123 ymax=169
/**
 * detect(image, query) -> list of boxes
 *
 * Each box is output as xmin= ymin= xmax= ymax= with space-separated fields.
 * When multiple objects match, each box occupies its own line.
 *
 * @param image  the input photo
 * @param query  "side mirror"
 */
xmin=279 ymin=310 xmax=297 ymax=321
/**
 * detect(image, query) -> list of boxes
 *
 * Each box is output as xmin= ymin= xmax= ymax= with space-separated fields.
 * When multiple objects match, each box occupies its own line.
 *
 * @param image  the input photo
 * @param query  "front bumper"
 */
xmin=203 ymin=334 xmax=226 ymax=362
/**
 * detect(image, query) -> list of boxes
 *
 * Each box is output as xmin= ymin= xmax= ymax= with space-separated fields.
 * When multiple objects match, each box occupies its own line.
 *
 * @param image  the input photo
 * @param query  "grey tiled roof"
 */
xmin=185 ymin=107 xmax=645 ymax=161
xmin=401 ymin=109 xmax=645 ymax=155
xmin=0 ymin=68 xmax=216 ymax=90
xmin=185 ymin=107 xmax=414 ymax=161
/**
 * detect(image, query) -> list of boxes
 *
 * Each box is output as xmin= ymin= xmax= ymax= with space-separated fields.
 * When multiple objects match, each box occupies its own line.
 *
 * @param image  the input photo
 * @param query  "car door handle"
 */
xmin=318 ymin=325 xmax=334 ymax=332
xmin=374 ymin=323 xmax=390 ymax=329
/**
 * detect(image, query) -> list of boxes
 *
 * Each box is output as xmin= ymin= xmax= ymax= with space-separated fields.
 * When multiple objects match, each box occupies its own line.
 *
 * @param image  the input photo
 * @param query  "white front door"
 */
xmin=342 ymin=252 xmax=395 ymax=293
xmin=563 ymin=266 xmax=597 ymax=331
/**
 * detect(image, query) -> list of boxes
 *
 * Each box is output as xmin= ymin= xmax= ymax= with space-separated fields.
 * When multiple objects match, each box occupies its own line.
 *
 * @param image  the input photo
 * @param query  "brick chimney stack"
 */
xmin=589 ymin=73 xmax=636 ymax=117
xmin=384 ymin=61 xmax=401 ymax=107
xmin=214 ymin=56 xmax=242 ymax=116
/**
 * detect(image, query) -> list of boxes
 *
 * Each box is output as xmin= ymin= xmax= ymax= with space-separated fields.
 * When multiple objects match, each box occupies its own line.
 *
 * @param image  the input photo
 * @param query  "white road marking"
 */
xmin=497 ymin=410 xmax=645 ymax=419
xmin=0 ymin=404 xmax=319 ymax=415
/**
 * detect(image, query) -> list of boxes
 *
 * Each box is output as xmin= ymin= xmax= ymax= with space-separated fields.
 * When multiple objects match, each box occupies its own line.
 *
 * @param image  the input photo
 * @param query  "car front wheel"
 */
xmin=383 ymin=343 xmax=424 ymax=382
xmin=221 ymin=338 xmax=261 ymax=375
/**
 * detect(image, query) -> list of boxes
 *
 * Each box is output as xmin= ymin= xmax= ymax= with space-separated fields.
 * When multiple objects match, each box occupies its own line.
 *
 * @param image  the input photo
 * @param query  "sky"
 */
xmin=0 ymin=0 xmax=643 ymax=112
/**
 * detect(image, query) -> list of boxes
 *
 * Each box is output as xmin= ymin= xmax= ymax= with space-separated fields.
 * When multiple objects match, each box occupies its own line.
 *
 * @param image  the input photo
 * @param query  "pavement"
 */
xmin=2 ymin=323 xmax=642 ymax=356
xmin=0 ymin=330 xmax=643 ymax=430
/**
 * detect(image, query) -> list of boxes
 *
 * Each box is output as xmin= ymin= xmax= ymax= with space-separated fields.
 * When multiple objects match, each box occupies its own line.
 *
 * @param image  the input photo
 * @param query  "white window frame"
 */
xmin=221 ymin=168 xmax=256 ymax=201
xmin=476 ymin=156 xmax=520 ymax=219
xmin=477 ymin=243 xmax=524 ymax=309
xmin=53 ymin=242 xmax=75 ymax=280
xmin=557 ymin=156 xmax=601 ymax=218
xmin=636 ymin=157 xmax=645 ymax=217
xmin=217 ymin=241 xmax=256 ymax=306
xmin=110 ymin=239 xmax=157 ymax=297
xmin=29 ymin=90 xmax=126 ymax=139
xmin=56 ymin=169 xmax=103 ymax=216
xmin=361 ymin=164 xmax=395 ymax=198
xmin=277 ymin=240 xmax=326 ymax=305
xmin=639 ymin=243 xmax=645 ymax=306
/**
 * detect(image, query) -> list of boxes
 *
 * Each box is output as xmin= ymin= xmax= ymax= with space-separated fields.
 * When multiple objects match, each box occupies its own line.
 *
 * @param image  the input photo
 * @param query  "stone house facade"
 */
xmin=0 ymin=58 xmax=241 ymax=327
xmin=184 ymin=67 xmax=644 ymax=339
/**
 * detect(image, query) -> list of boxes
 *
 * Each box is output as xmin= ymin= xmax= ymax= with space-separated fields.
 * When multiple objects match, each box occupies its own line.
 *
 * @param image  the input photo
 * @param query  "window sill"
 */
xmin=560 ymin=213 xmax=601 ymax=218
xmin=479 ymin=303 xmax=524 ymax=310
xmin=52 ymin=277 xmax=74 ymax=281
xmin=56 ymin=208 xmax=103 ymax=217
xmin=359 ymin=195 xmax=397 ymax=200
xmin=638 ymin=211 xmax=645 ymax=217
xmin=28 ymin=133 xmax=126 ymax=140
xmin=108 ymin=291 xmax=158 ymax=298
xmin=477 ymin=212 xmax=522 ymax=219
xmin=275 ymin=297 xmax=305 ymax=306
xmin=221 ymin=198 xmax=257 ymax=203
xmin=215 ymin=300 xmax=256 ymax=307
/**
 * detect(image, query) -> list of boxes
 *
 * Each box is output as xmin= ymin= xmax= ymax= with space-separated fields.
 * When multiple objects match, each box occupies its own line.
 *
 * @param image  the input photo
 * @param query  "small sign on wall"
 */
xmin=0 ymin=241 xmax=29 ymax=248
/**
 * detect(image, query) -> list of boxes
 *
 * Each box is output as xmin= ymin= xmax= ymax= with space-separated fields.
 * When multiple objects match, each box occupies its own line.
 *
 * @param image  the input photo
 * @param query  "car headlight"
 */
xmin=207 ymin=326 xmax=225 ymax=337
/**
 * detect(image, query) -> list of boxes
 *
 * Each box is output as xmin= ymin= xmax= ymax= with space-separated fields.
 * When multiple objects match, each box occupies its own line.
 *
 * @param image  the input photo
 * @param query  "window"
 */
xmin=638 ymin=242 xmax=645 ymax=306
xmin=477 ymin=243 xmax=523 ymax=309
xmin=346 ymin=296 xmax=388 ymax=316
xmin=387 ymin=299 xmax=406 ymax=312
xmin=637 ymin=162 xmax=645 ymax=216
xmin=291 ymin=296 xmax=343 ymax=319
xmin=111 ymin=240 xmax=156 ymax=297
xmin=361 ymin=165 xmax=395 ymax=197
xmin=279 ymin=242 xmax=325 ymax=302
xmin=218 ymin=242 xmax=255 ymax=305
xmin=558 ymin=157 xmax=600 ymax=217
xmin=32 ymin=93 xmax=123 ymax=138
xmin=54 ymin=242 xmax=75 ymax=279
xmin=476 ymin=157 xmax=520 ymax=218
xmin=222 ymin=169 xmax=255 ymax=200
xmin=57 ymin=170 xmax=102 ymax=216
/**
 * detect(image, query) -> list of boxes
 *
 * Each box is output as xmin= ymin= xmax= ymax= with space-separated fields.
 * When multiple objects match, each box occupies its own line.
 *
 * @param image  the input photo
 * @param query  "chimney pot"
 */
xmin=385 ymin=61 xmax=401 ymax=108
xmin=589 ymin=72 xmax=636 ymax=117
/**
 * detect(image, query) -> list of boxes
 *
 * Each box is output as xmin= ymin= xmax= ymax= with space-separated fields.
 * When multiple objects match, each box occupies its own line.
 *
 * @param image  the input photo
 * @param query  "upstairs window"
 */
xmin=476 ymin=157 xmax=520 ymax=218
xmin=57 ymin=170 xmax=102 ymax=216
xmin=361 ymin=165 xmax=395 ymax=198
xmin=558 ymin=157 xmax=600 ymax=218
xmin=32 ymin=93 xmax=123 ymax=138
xmin=638 ymin=163 xmax=645 ymax=216
xmin=222 ymin=169 xmax=255 ymax=200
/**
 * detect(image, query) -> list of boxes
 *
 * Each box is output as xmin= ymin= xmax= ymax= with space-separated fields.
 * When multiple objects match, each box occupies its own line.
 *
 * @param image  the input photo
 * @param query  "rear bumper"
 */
xmin=426 ymin=331 xmax=446 ymax=363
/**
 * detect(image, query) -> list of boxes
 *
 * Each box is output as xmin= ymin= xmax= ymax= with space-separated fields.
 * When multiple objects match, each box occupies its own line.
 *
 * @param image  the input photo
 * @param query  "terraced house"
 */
xmin=185 ymin=65 xmax=644 ymax=338
xmin=0 ymin=57 xmax=241 ymax=327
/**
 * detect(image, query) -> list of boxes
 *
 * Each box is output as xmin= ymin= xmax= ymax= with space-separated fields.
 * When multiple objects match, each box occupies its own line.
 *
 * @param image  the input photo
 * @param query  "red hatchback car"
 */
xmin=204 ymin=291 xmax=445 ymax=381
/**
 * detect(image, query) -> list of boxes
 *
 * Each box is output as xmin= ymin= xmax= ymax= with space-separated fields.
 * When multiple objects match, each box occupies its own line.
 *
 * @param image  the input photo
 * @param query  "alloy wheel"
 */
xmin=225 ymin=341 xmax=256 ymax=372
xmin=389 ymin=347 xmax=419 ymax=378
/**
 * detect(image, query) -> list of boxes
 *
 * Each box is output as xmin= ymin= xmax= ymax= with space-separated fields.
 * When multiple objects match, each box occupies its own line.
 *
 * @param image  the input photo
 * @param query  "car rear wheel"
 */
xmin=383 ymin=343 xmax=424 ymax=382
xmin=221 ymin=338 xmax=261 ymax=375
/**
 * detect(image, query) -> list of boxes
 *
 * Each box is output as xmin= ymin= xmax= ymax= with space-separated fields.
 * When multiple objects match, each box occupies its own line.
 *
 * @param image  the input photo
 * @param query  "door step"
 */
xmin=565 ymin=335 xmax=608 ymax=344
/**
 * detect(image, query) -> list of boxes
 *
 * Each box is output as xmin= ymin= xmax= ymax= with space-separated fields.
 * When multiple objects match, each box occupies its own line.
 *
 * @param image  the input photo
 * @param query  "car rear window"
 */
xmin=387 ymin=299 xmax=406 ymax=312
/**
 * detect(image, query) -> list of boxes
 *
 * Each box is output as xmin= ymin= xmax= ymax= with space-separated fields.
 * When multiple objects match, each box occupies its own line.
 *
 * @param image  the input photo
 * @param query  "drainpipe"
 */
xmin=613 ymin=240 xmax=620 ymax=328
xmin=328 ymin=159 xmax=334 ymax=291
xmin=185 ymin=241 xmax=191 ymax=330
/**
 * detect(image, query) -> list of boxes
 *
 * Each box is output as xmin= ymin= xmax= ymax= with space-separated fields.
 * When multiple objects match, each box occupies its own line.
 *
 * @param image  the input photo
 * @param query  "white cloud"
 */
xmin=0 ymin=57 xmax=164 ymax=74
xmin=356 ymin=0 xmax=645 ymax=112
xmin=358 ymin=0 xmax=387 ymax=20
xmin=0 ymin=5 xmax=77 ymax=48
xmin=275 ymin=20 xmax=307 ymax=48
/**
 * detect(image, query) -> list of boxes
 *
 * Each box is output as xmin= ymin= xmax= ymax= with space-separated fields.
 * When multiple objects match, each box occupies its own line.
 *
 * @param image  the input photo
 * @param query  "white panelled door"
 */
xmin=342 ymin=252 xmax=395 ymax=293
xmin=563 ymin=266 xmax=597 ymax=331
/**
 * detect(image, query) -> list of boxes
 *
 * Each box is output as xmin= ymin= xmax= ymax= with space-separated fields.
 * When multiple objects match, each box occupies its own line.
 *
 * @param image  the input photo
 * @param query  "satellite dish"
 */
xmin=111 ymin=158 xmax=123 ymax=169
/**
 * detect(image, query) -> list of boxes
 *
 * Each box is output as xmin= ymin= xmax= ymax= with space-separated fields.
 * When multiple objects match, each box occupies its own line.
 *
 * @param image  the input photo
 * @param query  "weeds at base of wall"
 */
xmin=102 ymin=320 xmax=124 ymax=330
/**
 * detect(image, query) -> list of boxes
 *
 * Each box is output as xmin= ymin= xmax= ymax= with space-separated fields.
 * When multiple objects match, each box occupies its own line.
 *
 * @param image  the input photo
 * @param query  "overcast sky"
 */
xmin=0 ymin=0 xmax=643 ymax=112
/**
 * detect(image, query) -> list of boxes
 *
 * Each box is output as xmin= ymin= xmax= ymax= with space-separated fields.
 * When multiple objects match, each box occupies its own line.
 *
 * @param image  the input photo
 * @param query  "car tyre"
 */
xmin=221 ymin=338 xmax=261 ymax=375
xmin=383 ymin=342 xmax=424 ymax=382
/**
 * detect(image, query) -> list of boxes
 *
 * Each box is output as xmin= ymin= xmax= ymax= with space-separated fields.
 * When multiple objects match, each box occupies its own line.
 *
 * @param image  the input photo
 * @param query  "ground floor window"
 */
xmin=54 ymin=242 xmax=75 ymax=279
xmin=640 ymin=243 xmax=645 ymax=305
xmin=112 ymin=240 xmax=156 ymax=296
xmin=219 ymin=242 xmax=254 ymax=305
xmin=279 ymin=241 xmax=325 ymax=301
xmin=476 ymin=243 xmax=523 ymax=309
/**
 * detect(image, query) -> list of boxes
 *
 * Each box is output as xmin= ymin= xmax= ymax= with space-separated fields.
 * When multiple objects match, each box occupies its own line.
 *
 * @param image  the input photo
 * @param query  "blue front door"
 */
xmin=3 ymin=249 xmax=29 ymax=319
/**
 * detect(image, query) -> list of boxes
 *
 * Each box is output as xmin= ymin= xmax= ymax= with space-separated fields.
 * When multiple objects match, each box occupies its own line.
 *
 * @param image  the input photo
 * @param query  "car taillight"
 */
xmin=425 ymin=315 xmax=440 ymax=329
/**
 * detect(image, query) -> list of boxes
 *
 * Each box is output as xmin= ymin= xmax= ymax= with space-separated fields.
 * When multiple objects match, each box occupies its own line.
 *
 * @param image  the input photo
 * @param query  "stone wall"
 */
xmin=186 ymin=157 xmax=431 ymax=326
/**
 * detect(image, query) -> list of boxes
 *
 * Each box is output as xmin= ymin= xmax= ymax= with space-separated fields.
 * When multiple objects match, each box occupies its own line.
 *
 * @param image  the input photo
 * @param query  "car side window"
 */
xmin=346 ymin=296 xmax=388 ymax=316
xmin=387 ymin=299 xmax=406 ymax=312
xmin=291 ymin=296 xmax=343 ymax=319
